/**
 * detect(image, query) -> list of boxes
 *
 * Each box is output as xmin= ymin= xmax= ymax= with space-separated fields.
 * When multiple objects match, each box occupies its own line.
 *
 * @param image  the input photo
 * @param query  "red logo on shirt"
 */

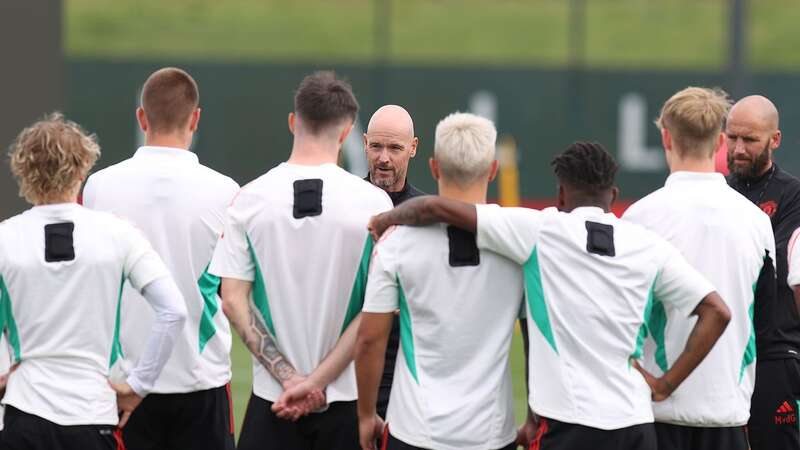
xmin=760 ymin=200 xmax=778 ymax=218
xmin=775 ymin=401 xmax=797 ymax=425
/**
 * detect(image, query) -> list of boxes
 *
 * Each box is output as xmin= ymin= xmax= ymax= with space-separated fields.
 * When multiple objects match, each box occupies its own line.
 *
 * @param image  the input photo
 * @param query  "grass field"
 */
xmin=67 ymin=0 xmax=800 ymax=69
xmin=229 ymin=327 xmax=529 ymax=438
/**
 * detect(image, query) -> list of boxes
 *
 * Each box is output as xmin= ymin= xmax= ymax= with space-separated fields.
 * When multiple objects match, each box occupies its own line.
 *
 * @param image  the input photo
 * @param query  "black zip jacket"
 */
xmin=729 ymin=163 xmax=800 ymax=360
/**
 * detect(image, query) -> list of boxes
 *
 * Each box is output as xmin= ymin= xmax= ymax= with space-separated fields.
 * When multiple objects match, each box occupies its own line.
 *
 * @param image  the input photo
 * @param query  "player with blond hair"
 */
xmin=356 ymin=112 xmax=522 ymax=450
xmin=624 ymin=87 xmax=775 ymax=450
xmin=0 ymin=113 xmax=186 ymax=450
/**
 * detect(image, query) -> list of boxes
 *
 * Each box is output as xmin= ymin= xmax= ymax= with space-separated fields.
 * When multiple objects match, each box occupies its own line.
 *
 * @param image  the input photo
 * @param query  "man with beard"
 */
xmin=363 ymin=105 xmax=425 ymax=420
xmin=727 ymin=95 xmax=800 ymax=450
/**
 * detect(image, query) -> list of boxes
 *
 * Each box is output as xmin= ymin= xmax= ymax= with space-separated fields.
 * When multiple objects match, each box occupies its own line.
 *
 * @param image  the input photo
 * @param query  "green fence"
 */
xmin=3 ymin=60 xmax=800 ymax=216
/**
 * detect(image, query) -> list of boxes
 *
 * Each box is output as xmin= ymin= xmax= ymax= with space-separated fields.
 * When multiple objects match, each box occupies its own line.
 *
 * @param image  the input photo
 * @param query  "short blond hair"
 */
xmin=434 ymin=112 xmax=497 ymax=187
xmin=9 ymin=113 xmax=100 ymax=204
xmin=656 ymin=87 xmax=731 ymax=159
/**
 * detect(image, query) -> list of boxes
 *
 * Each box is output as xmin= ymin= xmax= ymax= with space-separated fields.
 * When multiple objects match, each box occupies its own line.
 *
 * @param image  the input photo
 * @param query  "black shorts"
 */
xmin=654 ymin=422 xmax=747 ymax=450
xmin=384 ymin=430 xmax=515 ymax=450
xmin=748 ymin=357 xmax=800 ymax=450
xmin=530 ymin=417 xmax=656 ymax=450
xmin=121 ymin=383 xmax=235 ymax=450
xmin=2 ymin=406 xmax=123 ymax=450
xmin=236 ymin=393 xmax=358 ymax=450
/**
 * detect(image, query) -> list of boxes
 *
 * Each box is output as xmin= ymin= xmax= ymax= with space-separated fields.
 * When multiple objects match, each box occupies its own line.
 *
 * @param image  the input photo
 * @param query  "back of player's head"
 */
xmin=9 ymin=112 xmax=100 ymax=204
xmin=552 ymin=142 xmax=618 ymax=194
xmin=656 ymin=86 xmax=731 ymax=159
xmin=294 ymin=71 xmax=359 ymax=135
xmin=140 ymin=67 xmax=199 ymax=134
xmin=434 ymin=112 xmax=497 ymax=187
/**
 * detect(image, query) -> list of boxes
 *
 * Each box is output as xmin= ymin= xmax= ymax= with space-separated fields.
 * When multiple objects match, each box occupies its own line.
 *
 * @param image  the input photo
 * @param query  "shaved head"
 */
xmin=367 ymin=104 xmax=414 ymax=139
xmin=729 ymin=95 xmax=779 ymax=131
xmin=726 ymin=95 xmax=782 ymax=179
xmin=364 ymin=105 xmax=418 ymax=192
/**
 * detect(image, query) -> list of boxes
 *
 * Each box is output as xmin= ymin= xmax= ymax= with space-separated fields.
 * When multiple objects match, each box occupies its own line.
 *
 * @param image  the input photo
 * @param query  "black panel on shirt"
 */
xmin=585 ymin=221 xmax=615 ymax=257
xmin=293 ymin=179 xmax=323 ymax=219
xmin=44 ymin=222 xmax=75 ymax=262
xmin=729 ymin=163 xmax=800 ymax=358
xmin=446 ymin=226 xmax=480 ymax=267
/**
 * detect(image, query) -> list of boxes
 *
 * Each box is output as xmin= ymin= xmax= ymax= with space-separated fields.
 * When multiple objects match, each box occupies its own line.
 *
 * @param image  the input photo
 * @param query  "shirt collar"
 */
xmin=569 ymin=206 xmax=609 ymax=218
xmin=134 ymin=146 xmax=198 ymax=164
xmin=30 ymin=202 xmax=81 ymax=216
xmin=665 ymin=171 xmax=726 ymax=187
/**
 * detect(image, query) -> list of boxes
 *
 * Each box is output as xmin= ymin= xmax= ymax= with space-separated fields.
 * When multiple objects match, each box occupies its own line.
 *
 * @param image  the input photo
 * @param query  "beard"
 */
xmin=369 ymin=165 xmax=405 ymax=190
xmin=728 ymin=141 xmax=772 ymax=180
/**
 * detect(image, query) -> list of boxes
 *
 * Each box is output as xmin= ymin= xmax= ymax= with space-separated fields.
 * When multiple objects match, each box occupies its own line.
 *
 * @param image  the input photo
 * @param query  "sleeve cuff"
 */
xmin=126 ymin=375 xmax=149 ymax=398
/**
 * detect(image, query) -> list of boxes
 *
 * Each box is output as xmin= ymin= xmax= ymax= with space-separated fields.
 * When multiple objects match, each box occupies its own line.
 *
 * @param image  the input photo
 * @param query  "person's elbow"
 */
xmin=166 ymin=293 xmax=188 ymax=327
xmin=703 ymin=291 xmax=732 ymax=331
xmin=355 ymin=325 xmax=383 ymax=362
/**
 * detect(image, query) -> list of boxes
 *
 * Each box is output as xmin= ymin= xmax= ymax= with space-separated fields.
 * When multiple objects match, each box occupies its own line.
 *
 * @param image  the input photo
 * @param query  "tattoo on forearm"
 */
xmin=389 ymin=198 xmax=434 ymax=227
xmin=233 ymin=298 xmax=297 ymax=383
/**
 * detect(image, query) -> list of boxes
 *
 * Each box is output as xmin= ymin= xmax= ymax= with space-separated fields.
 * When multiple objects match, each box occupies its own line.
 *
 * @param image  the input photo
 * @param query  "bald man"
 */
xmin=363 ymin=105 xmax=425 ymax=419
xmin=727 ymin=95 xmax=800 ymax=450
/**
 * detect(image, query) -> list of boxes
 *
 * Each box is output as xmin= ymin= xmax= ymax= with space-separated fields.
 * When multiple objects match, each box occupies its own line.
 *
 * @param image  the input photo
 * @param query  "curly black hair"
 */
xmin=551 ymin=142 xmax=619 ymax=192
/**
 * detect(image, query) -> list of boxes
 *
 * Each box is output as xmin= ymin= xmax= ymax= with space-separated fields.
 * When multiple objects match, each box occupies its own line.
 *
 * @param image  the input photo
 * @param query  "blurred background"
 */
xmin=1 ymin=0 xmax=797 ymax=437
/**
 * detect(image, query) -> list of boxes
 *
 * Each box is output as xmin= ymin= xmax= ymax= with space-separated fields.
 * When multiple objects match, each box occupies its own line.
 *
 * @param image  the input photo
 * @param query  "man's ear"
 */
xmin=338 ymin=122 xmax=354 ymax=146
xmin=557 ymin=184 xmax=566 ymax=210
xmin=410 ymin=137 xmax=419 ymax=158
xmin=661 ymin=128 xmax=672 ymax=152
xmin=609 ymin=186 xmax=619 ymax=210
xmin=429 ymin=157 xmax=440 ymax=181
xmin=487 ymin=160 xmax=499 ymax=182
xmin=288 ymin=112 xmax=296 ymax=134
xmin=772 ymin=129 xmax=782 ymax=150
xmin=188 ymin=108 xmax=201 ymax=132
xmin=136 ymin=107 xmax=148 ymax=133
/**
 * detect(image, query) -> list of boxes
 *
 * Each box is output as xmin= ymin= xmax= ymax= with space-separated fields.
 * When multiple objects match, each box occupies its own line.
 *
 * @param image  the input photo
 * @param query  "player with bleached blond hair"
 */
xmin=0 ymin=113 xmax=187 ymax=450
xmin=355 ymin=112 xmax=523 ymax=450
xmin=624 ymin=86 xmax=775 ymax=450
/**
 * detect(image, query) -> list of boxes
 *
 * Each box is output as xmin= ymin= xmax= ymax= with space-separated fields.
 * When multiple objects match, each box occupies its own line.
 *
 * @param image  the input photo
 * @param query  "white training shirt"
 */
xmin=476 ymin=204 xmax=715 ymax=430
xmin=364 ymin=223 xmax=523 ymax=450
xmin=788 ymin=228 xmax=800 ymax=288
xmin=0 ymin=204 xmax=173 ymax=425
xmin=0 ymin=335 xmax=11 ymax=430
xmin=624 ymin=171 xmax=775 ymax=426
xmin=209 ymin=162 xmax=392 ymax=403
xmin=83 ymin=146 xmax=239 ymax=393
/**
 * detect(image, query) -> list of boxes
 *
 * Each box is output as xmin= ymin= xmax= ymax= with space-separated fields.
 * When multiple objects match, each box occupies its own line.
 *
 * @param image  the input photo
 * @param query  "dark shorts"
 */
xmin=383 ymin=430 xmax=515 ymax=450
xmin=2 ymin=406 xmax=123 ymax=450
xmin=530 ymin=417 xmax=656 ymax=450
xmin=748 ymin=357 xmax=800 ymax=450
xmin=121 ymin=383 xmax=235 ymax=450
xmin=655 ymin=422 xmax=747 ymax=450
xmin=236 ymin=393 xmax=358 ymax=450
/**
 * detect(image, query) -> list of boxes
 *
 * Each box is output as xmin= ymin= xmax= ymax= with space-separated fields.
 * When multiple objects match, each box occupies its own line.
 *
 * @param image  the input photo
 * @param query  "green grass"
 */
xmin=66 ymin=0 xmax=800 ymax=69
xmin=229 ymin=327 xmax=529 ymax=438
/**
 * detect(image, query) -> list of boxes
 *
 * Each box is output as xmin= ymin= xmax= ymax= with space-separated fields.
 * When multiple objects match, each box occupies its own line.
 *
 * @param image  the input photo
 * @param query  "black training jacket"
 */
xmin=729 ymin=163 xmax=800 ymax=360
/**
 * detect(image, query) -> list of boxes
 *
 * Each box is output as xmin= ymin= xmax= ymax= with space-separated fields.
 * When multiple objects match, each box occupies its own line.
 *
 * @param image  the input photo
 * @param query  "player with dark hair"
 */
xmin=209 ymin=71 xmax=392 ymax=450
xmin=368 ymin=141 xmax=731 ymax=450
xmin=1 ymin=113 xmax=187 ymax=450
xmin=83 ymin=67 xmax=240 ymax=450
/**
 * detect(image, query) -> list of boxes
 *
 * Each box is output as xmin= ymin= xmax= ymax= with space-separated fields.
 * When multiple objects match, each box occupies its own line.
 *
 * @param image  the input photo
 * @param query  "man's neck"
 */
xmin=438 ymin=181 xmax=486 ymax=205
xmin=145 ymin=133 xmax=190 ymax=150
xmin=668 ymin=155 xmax=715 ymax=173
xmin=287 ymin=138 xmax=339 ymax=166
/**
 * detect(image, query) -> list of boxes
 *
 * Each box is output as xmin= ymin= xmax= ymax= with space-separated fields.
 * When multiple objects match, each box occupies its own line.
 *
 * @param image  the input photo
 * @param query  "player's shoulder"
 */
xmin=623 ymin=187 xmax=668 ymax=219
xmin=193 ymin=163 xmax=240 ymax=191
xmin=85 ymin=158 xmax=134 ymax=186
xmin=333 ymin=169 xmax=392 ymax=209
